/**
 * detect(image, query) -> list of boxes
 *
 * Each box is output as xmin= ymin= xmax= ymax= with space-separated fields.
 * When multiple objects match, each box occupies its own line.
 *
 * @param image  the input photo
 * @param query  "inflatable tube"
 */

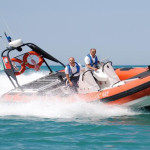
xmin=115 ymin=67 xmax=148 ymax=80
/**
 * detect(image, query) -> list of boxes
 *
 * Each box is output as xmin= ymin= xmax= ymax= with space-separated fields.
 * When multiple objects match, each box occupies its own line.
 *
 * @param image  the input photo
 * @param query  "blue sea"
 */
xmin=0 ymin=65 xmax=150 ymax=150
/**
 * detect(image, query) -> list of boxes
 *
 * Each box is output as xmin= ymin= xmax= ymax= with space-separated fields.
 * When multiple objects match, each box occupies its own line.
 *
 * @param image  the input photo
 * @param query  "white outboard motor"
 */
xmin=9 ymin=39 xmax=23 ymax=48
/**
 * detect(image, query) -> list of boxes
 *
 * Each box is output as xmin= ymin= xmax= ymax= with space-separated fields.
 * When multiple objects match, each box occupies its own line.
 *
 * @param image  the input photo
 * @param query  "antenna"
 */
xmin=0 ymin=35 xmax=8 ymax=48
xmin=4 ymin=32 xmax=12 ymax=43
xmin=0 ymin=15 xmax=13 ymax=38
xmin=0 ymin=15 xmax=13 ymax=48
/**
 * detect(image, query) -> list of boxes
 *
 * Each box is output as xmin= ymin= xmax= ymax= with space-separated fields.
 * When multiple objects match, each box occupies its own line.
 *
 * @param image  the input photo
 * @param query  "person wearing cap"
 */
xmin=65 ymin=57 xmax=82 ymax=92
xmin=84 ymin=48 xmax=100 ymax=71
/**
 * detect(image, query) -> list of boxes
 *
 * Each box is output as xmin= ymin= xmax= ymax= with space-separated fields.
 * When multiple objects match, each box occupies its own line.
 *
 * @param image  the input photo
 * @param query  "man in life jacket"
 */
xmin=84 ymin=48 xmax=100 ymax=71
xmin=65 ymin=57 xmax=82 ymax=92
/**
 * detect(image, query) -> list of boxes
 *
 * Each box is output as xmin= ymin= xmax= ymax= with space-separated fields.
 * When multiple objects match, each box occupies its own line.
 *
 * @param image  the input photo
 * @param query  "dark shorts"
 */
xmin=70 ymin=76 xmax=80 ymax=87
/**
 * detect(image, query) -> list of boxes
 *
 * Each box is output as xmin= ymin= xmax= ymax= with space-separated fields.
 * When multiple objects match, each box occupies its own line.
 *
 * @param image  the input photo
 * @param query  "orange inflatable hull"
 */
xmin=2 ymin=70 xmax=150 ymax=109
xmin=115 ymin=67 xmax=148 ymax=80
xmin=79 ymin=74 xmax=150 ymax=105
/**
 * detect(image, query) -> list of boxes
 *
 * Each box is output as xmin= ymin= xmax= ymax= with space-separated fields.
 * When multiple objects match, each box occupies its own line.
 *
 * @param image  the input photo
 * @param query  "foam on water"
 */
xmin=0 ymin=71 xmax=48 ymax=96
xmin=0 ymin=72 xmax=140 ymax=120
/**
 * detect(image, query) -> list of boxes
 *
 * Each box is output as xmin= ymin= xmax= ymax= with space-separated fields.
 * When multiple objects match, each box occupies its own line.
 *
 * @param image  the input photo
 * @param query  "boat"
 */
xmin=1 ymin=38 xmax=150 ymax=110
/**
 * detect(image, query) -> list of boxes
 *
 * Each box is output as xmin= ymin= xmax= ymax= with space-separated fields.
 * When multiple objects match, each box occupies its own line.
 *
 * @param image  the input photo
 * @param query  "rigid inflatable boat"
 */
xmin=1 ymin=39 xmax=150 ymax=110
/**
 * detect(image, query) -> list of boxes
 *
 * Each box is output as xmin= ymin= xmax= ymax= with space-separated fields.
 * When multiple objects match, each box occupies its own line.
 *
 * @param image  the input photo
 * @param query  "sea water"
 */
xmin=0 ymin=66 xmax=150 ymax=150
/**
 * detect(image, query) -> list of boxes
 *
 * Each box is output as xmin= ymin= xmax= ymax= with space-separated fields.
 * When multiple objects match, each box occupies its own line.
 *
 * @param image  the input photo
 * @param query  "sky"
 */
xmin=0 ymin=0 xmax=150 ymax=65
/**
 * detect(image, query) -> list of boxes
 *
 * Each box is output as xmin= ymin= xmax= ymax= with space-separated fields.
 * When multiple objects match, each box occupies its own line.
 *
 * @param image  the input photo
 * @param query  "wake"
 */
xmin=0 ymin=72 xmax=140 ymax=121
xmin=0 ymin=97 xmax=139 ymax=120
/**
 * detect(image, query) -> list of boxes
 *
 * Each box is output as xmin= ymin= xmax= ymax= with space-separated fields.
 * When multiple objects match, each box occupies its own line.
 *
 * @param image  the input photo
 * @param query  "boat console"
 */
xmin=78 ymin=59 xmax=121 ymax=93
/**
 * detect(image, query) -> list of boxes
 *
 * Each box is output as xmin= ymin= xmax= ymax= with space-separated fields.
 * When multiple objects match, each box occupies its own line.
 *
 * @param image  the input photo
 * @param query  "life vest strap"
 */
xmin=87 ymin=54 xmax=98 ymax=67
xmin=66 ymin=62 xmax=80 ymax=77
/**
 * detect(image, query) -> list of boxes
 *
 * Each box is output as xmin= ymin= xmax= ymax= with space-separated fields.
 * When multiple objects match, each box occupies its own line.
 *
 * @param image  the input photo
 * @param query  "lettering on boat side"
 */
xmin=94 ymin=93 xmax=100 ymax=99
xmin=102 ymin=91 xmax=109 ymax=98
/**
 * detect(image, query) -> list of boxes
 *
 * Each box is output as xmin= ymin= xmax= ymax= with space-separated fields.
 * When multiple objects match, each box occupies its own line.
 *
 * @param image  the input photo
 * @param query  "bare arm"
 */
xmin=86 ymin=64 xmax=98 ymax=71
xmin=66 ymin=74 xmax=73 ymax=86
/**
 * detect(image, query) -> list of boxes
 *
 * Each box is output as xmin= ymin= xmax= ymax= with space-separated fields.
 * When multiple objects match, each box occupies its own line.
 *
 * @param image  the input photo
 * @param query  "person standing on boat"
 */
xmin=65 ymin=57 xmax=82 ymax=91
xmin=84 ymin=48 xmax=100 ymax=71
